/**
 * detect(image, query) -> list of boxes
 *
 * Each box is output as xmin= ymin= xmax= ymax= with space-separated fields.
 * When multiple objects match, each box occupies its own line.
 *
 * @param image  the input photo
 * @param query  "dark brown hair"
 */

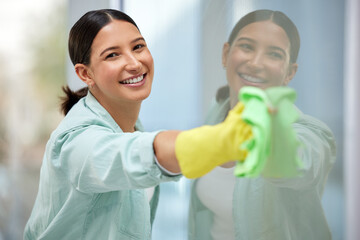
xmin=60 ymin=9 xmax=139 ymax=115
xmin=227 ymin=9 xmax=300 ymax=64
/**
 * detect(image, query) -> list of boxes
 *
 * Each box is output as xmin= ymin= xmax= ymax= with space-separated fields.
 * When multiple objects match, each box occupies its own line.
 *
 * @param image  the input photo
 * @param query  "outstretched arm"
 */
xmin=153 ymin=130 xmax=182 ymax=174
xmin=153 ymin=102 xmax=252 ymax=179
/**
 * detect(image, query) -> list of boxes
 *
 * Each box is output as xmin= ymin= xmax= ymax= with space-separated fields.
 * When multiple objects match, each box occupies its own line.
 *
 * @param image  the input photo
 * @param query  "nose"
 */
xmin=124 ymin=53 xmax=142 ymax=72
xmin=247 ymin=52 xmax=264 ymax=72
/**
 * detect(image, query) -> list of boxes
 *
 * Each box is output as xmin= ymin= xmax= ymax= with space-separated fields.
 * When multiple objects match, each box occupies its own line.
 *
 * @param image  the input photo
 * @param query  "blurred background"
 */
xmin=0 ymin=0 xmax=358 ymax=239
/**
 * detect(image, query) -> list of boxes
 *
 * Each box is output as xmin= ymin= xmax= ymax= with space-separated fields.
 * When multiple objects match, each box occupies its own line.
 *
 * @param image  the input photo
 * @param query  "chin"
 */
xmin=133 ymin=91 xmax=152 ymax=102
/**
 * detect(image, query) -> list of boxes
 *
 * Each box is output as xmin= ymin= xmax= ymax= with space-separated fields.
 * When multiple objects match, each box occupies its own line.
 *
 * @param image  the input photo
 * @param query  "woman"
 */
xmin=23 ymin=9 xmax=262 ymax=239
xmin=189 ymin=9 xmax=336 ymax=240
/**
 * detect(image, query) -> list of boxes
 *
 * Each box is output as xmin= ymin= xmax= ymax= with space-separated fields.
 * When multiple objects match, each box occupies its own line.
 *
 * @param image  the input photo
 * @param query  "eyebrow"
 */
xmin=236 ymin=37 xmax=256 ymax=44
xmin=99 ymin=37 xmax=146 ymax=57
xmin=236 ymin=37 xmax=287 ymax=56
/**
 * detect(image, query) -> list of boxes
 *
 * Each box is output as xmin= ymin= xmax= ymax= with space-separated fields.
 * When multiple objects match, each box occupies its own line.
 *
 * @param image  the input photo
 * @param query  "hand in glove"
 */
xmin=175 ymin=102 xmax=252 ymax=179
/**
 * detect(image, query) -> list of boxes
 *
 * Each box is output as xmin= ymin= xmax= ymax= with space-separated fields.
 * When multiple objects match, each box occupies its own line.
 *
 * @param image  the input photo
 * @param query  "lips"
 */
xmin=120 ymin=73 xmax=146 ymax=84
xmin=239 ymin=73 xmax=267 ymax=84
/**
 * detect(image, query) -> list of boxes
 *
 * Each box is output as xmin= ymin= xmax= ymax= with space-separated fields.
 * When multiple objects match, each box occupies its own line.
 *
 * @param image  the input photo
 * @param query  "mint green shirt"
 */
xmin=189 ymin=86 xmax=336 ymax=240
xmin=24 ymin=93 xmax=181 ymax=240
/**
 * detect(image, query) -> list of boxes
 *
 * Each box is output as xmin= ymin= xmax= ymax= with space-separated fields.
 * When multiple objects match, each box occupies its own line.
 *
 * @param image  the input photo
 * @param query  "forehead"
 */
xmin=235 ymin=20 xmax=290 ymax=50
xmin=91 ymin=20 xmax=142 ymax=53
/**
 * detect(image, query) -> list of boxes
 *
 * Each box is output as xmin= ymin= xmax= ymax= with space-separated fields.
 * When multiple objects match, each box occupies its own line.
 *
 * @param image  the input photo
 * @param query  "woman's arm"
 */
xmin=153 ymin=102 xmax=252 ymax=179
xmin=153 ymin=130 xmax=182 ymax=174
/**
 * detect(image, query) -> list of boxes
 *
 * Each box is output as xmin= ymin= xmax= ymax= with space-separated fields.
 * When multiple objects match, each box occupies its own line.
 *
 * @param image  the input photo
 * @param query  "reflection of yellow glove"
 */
xmin=175 ymin=102 xmax=252 ymax=179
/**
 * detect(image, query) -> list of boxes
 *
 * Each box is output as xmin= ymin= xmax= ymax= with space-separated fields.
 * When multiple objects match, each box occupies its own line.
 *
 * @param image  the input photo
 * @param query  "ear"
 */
xmin=284 ymin=63 xmax=298 ymax=85
xmin=222 ymin=42 xmax=230 ymax=68
xmin=74 ymin=63 xmax=95 ymax=87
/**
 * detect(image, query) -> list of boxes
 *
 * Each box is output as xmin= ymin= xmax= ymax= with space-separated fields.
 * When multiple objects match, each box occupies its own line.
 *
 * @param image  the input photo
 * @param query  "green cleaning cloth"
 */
xmin=234 ymin=86 xmax=302 ymax=178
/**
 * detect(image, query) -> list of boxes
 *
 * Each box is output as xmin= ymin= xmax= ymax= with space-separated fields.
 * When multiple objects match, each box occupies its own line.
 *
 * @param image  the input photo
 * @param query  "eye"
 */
xmin=268 ymin=51 xmax=284 ymax=60
xmin=238 ymin=43 xmax=253 ymax=51
xmin=133 ymin=44 xmax=145 ymax=51
xmin=105 ymin=52 xmax=119 ymax=59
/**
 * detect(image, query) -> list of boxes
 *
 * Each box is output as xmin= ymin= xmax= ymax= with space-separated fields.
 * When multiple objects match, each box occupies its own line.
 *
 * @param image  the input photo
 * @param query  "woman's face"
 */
xmin=77 ymin=19 xmax=154 ymax=107
xmin=222 ymin=20 xmax=297 ymax=106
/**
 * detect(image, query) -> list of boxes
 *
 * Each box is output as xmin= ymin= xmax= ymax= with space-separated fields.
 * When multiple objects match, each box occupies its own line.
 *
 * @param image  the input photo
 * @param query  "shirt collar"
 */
xmin=84 ymin=92 xmax=122 ymax=132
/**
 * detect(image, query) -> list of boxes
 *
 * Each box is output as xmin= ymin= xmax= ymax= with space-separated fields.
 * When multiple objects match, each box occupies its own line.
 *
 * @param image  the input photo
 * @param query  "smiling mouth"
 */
xmin=120 ymin=74 xmax=146 ymax=84
xmin=239 ymin=73 xmax=266 ymax=84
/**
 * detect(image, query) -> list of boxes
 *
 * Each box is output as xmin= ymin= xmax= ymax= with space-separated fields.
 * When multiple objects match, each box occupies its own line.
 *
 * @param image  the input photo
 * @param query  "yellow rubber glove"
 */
xmin=175 ymin=102 xmax=252 ymax=179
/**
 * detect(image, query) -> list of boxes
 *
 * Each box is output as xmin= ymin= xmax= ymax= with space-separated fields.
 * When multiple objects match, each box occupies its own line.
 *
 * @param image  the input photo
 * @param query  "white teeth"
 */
xmin=240 ymin=74 xmax=266 ymax=83
xmin=121 ymin=75 xmax=144 ymax=84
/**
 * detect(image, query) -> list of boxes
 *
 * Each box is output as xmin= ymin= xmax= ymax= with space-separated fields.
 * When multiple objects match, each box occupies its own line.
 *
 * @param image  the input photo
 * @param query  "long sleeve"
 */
xmin=49 ymin=126 xmax=176 ymax=193
xmin=266 ymin=113 xmax=336 ymax=191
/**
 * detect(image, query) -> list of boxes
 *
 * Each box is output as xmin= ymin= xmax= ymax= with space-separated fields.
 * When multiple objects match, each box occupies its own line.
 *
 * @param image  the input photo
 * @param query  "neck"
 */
xmin=109 ymin=102 xmax=141 ymax=132
xmin=91 ymin=91 xmax=141 ymax=132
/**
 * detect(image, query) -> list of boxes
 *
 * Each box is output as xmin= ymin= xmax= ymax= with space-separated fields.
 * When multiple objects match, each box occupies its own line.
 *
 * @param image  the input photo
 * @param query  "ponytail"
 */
xmin=60 ymin=85 xmax=88 ymax=115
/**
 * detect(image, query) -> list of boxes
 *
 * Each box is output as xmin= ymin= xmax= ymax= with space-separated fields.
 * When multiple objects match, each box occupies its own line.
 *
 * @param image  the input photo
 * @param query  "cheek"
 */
xmin=226 ymin=51 xmax=246 ymax=85
xmin=226 ymin=70 xmax=242 ymax=95
xmin=269 ymin=63 xmax=289 ymax=83
xmin=98 ymin=65 xmax=116 ymax=79
xmin=142 ymin=50 xmax=154 ymax=70
xmin=92 ymin=65 xmax=120 ymax=85
xmin=144 ymin=57 xmax=154 ymax=85
xmin=147 ymin=56 xmax=154 ymax=74
xmin=228 ymin=49 xmax=246 ymax=68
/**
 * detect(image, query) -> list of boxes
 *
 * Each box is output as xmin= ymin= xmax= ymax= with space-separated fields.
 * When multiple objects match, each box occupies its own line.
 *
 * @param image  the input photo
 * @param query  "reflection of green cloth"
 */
xmin=234 ymin=86 xmax=301 ymax=178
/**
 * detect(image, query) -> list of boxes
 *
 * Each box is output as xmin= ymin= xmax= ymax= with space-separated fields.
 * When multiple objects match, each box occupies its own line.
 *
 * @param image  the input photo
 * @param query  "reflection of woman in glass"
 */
xmin=189 ymin=10 xmax=336 ymax=240
xmin=24 ymin=9 xmax=260 ymax=239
